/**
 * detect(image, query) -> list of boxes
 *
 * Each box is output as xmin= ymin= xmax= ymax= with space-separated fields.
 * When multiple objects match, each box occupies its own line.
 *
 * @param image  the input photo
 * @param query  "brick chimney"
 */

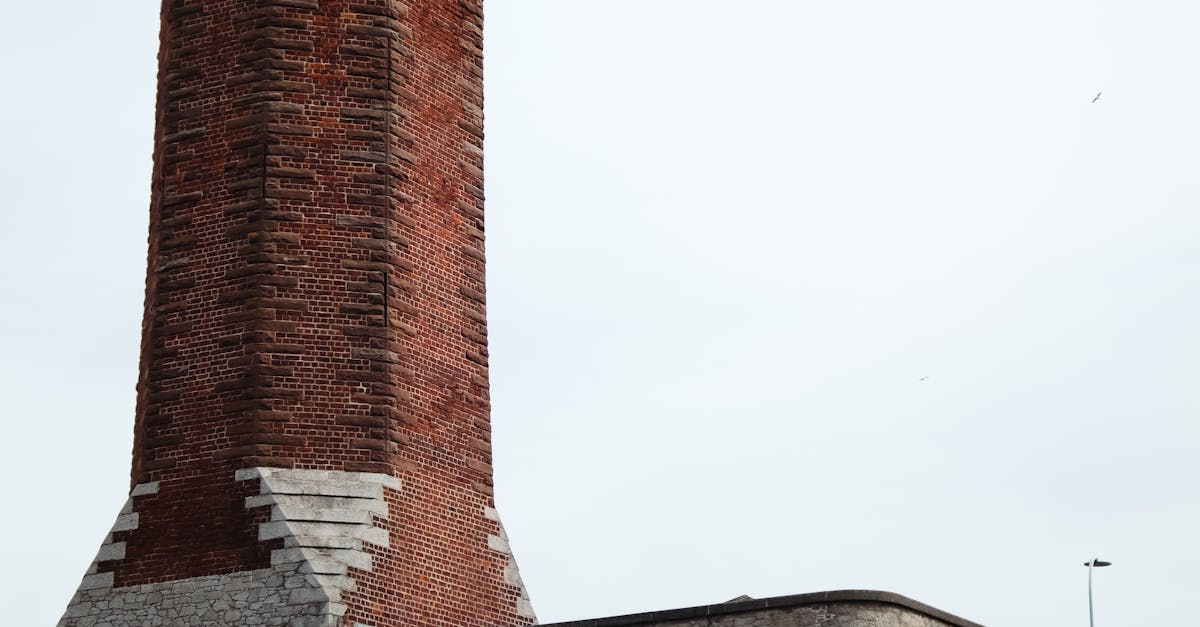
xmin=60 ymin=1 xmax=534 ymax=625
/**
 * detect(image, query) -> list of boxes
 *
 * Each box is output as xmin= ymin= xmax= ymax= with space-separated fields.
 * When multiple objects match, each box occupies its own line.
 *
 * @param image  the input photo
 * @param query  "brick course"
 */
xmin=67 ymin=1 xmax=531 ymax=625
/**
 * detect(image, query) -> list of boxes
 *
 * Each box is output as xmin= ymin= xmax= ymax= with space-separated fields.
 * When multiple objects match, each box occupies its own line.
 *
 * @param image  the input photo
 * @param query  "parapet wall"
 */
xmin=541 ymin=591 xmax=984 ymax=627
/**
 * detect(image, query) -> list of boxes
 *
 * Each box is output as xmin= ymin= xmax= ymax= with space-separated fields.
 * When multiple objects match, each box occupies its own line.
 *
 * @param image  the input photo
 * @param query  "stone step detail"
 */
xmin=69 ymin=482 xmax=160 ymax=596
xmin=60 ymin=469 xmax=400 ymax=626
xmin=239 ymin=467 xmax=399 ymax=590
xmin=485 ymin=506 xmax=538 ymax=622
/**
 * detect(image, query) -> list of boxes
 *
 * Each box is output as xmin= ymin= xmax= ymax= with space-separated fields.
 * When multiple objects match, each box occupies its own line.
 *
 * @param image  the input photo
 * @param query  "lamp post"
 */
xmin=1084 ymin=558 xmax=1111 ymax=627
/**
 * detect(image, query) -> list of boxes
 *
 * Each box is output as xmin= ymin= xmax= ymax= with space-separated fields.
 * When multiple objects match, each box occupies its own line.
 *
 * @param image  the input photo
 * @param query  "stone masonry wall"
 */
xmin=63 ymin=567 xmax=339 ymax=627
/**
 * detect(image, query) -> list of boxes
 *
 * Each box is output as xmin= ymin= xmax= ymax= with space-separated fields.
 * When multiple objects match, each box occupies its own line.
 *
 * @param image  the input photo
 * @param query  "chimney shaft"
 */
xmin=61 ymin=2 xmax=534 ymax=625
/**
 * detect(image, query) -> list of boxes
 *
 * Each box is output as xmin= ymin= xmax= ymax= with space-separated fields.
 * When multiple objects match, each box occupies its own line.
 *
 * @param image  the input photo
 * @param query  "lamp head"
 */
xmin=1084 ymin=559 xmax=1112 ymax=567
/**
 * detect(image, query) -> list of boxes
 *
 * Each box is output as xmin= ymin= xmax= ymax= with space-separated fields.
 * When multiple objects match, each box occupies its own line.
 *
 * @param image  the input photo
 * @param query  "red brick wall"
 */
xmin=107 ymin=0 xmax=527 ymax=624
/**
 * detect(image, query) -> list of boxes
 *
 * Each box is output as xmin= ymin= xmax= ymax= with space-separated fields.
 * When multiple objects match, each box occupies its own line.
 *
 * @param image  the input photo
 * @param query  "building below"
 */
xmin=542 ymin=590 xmax=983 ymax=627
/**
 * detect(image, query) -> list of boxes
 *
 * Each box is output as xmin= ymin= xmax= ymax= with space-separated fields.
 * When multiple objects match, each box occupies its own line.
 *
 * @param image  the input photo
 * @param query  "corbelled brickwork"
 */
xmin=63 ymin=0 xmax=533 ymax=625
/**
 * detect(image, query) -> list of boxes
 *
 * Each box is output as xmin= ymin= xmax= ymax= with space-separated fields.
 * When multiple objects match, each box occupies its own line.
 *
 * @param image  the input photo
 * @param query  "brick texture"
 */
xmin=100 ymin=0 xmax=528 ymax=624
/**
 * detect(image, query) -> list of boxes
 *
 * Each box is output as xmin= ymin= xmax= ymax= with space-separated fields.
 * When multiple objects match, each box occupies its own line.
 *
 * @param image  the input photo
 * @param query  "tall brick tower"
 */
xmin=61 ymin=1 xmax=535 ymax=625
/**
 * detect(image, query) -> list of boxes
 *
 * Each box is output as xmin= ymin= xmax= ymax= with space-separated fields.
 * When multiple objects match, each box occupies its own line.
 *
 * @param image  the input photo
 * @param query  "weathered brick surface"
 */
xmin=67 ymin=1 xmax=531 ymax=625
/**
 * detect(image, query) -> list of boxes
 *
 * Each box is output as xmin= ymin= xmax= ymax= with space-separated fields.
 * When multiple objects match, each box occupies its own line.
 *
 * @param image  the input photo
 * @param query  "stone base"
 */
xmin=60 ymin=468 xmax=398 ymax=626
xmin=61 ymin=565 xmax=343 ymax=627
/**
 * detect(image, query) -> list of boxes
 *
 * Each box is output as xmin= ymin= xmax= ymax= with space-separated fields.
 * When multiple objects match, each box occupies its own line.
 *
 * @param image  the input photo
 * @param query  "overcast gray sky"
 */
xmin=3 ymin=1 xmax=1198 ymax=625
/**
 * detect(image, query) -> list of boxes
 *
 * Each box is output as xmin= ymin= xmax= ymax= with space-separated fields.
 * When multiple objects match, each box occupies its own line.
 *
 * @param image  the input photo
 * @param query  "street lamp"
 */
xmin=1084 ymin=558 xmax=1112 ymax=627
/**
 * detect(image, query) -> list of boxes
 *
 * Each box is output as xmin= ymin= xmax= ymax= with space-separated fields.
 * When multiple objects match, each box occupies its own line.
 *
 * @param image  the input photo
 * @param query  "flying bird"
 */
xmin=918 ymin=376 xmax=930 ymax=382
xmin=1092 ymin=91 xmax=1102 ymax=103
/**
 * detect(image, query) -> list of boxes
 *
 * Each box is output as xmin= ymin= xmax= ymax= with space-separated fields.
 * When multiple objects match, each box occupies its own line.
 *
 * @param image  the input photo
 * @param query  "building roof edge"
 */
xmin=538 ymin=589 xmax=984 ymax=627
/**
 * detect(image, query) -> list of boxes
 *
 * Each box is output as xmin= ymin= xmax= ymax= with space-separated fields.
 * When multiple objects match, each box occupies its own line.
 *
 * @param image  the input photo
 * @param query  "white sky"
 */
xmin=2 ymin=2 xmax=1198 ymax=625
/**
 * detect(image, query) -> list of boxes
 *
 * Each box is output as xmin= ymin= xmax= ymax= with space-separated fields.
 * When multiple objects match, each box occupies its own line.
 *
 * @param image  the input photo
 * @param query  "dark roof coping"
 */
xmin=539 ymin=589 xmax=984 ymax=627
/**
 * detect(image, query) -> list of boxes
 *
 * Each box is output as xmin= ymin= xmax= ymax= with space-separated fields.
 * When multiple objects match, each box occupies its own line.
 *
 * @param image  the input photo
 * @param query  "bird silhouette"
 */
xmin=1092 ymin=91 xmax=1102 ymax=103
xmin=918 ymin=376 xmax=930 ymax=382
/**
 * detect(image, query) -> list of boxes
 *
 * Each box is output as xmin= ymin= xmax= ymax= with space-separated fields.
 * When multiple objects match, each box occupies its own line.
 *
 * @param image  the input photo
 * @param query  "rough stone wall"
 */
xmin=67 ymin=0 xmax=532 ymax=624
xmin=63 ymin=565 xmax=339 ymax=627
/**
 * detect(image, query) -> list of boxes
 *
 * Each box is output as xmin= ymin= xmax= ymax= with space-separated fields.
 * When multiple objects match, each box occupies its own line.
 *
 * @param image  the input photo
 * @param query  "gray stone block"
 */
xmin=77 ymin=573 xmax=114 ymax=591
xmin=130 ymin=482 xmax=160 ymax=497
xmin=110 ymin=513 xmax=138 ymax=533
xmin=95 ymin=542 xmax=126 ymax=563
